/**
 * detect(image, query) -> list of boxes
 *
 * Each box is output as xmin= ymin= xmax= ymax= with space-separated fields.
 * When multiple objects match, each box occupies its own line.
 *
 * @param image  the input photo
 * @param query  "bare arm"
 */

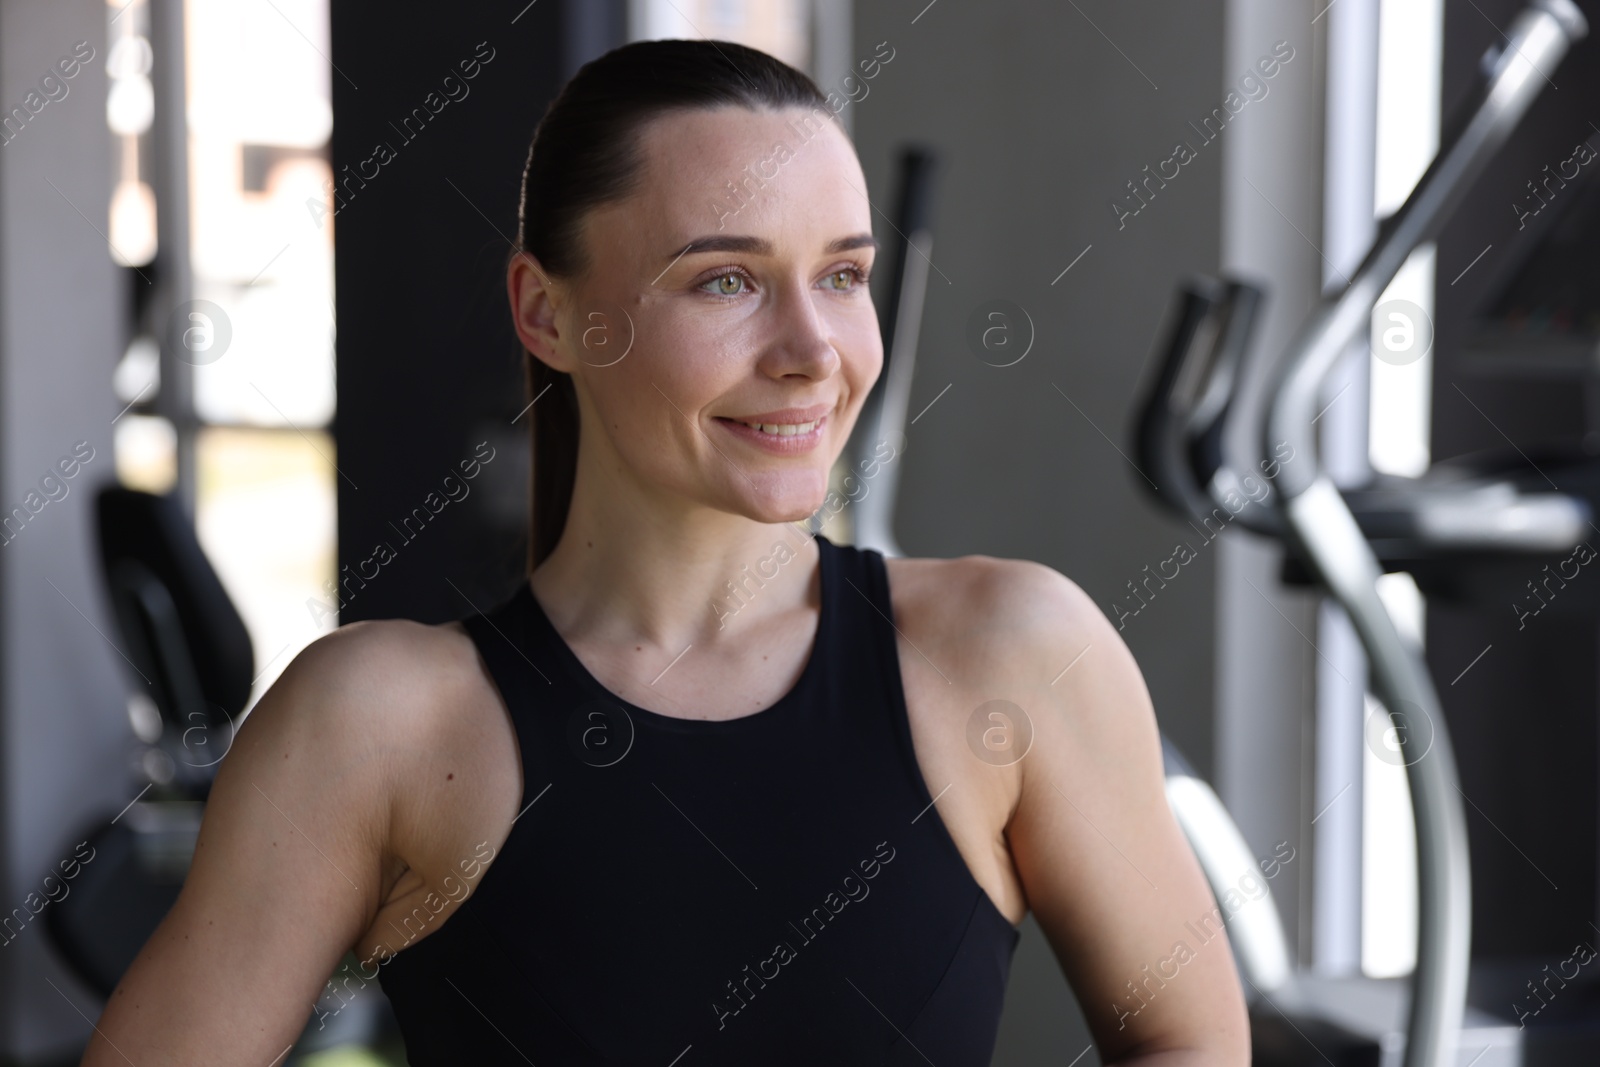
xmin=80 ymin=621 xmax=430 ymax=1066
xmin=994 ymin=562 xmax=1250 ymax=1066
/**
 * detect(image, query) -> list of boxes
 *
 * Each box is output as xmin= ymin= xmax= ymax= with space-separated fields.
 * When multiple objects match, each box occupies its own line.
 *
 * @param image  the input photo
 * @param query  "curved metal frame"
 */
xmin=1259 ymin=5 xmax=1588 ymax=1065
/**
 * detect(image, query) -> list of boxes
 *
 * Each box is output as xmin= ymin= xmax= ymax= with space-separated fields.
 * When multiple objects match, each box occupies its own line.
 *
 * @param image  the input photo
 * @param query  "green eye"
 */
xmin=704 ymin=272 xmax=746 ymax=296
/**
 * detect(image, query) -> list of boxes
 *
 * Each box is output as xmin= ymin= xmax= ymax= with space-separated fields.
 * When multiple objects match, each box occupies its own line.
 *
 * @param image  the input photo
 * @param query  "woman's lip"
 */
xmin=714 ymin=414 xmax=826 ymax=452
xmin=720 ymin=404 xmax=833 ymax=424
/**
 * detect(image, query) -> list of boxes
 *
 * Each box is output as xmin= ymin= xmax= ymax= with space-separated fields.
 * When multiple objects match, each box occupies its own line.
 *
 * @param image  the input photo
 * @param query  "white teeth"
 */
xmin=736 ymin=419 xmax=819 ymax=436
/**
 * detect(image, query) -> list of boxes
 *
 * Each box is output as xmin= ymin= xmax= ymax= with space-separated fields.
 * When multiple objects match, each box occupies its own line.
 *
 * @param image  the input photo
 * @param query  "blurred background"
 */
xmin=1 ymin=0 xmax=1597 ymax=1063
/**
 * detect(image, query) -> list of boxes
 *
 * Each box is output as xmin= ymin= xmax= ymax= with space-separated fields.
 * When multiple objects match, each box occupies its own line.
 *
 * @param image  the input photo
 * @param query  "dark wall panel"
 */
xmin=329 ymin=2 xmax=622 ymax=625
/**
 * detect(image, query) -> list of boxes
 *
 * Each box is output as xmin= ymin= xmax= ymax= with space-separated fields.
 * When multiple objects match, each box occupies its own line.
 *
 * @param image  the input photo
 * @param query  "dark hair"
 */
xmin=513 ymin=38 xmax=835 ymax=571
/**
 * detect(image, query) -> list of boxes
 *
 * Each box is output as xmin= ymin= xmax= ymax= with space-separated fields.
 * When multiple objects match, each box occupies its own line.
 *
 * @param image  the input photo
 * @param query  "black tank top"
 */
xmin=377 ymin=533 xmax=1021 ymax=1064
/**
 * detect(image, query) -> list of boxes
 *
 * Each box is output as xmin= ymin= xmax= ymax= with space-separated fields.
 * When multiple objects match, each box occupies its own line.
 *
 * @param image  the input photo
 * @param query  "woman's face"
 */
xmin=512 ymin=105 xmax=882 ymax=526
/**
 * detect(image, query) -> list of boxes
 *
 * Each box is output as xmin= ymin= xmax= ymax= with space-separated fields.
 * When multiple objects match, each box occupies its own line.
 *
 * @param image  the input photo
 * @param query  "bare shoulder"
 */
xmin=229 ymin=617 xmax=485 ymax=803
xmin=287 ymin=616 xmax=491 ymax=739
xmin=278 ymin=614 xmax=482 ymax=716
xmin=882 ymin=552 xmax=1104 ymax=674
xmin=883 ymin=550 xmax=1146 ymax=774
xmin=234 ymin=616 xmax=507 ymax=853
xmin=885 ymin=552 xmax=1161 ymax=798
xmin=228 ymin=614 xmax=523 ymax=952
xmin=268 ymin=614 xmax=518 ymax=858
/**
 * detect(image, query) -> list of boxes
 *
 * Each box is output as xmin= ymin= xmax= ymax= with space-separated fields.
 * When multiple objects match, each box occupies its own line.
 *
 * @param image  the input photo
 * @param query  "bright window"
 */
xmin=109 ymin=0 xmax=338 ymax=711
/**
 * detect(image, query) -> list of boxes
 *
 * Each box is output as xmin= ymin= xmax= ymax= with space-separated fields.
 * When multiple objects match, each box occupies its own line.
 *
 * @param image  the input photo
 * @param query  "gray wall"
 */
xmin=0 ymin=0 xmax=131 ymax=1060
xmin=851 ymin=1 xmax=1229 ymax=1060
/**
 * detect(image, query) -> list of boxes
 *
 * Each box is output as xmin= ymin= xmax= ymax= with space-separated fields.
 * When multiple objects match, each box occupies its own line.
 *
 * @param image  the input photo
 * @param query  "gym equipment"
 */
xmin=1134 ymin=1 xmax=1597 ymax=1064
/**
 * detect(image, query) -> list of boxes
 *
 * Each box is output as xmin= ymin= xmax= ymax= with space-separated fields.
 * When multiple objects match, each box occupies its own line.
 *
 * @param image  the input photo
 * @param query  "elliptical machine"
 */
xmin=1133 ymin=1 xmax=1595 ymax=1064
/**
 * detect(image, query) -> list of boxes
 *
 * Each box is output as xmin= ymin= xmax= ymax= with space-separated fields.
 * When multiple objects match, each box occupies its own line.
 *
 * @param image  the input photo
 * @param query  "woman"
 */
xmin=84 ymin=39 xmax=1248 ymax=1066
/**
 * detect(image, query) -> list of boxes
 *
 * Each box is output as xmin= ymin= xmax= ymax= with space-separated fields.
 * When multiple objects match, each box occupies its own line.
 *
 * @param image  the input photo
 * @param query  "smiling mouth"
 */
xmin=716 ymin=417 xmax=823 ymax=437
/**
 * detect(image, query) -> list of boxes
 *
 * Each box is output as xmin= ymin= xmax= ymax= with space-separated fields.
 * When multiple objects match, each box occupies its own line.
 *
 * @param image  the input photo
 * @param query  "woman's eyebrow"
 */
xmin=827 ymin=233 xmax=879 ymax=253
xmin=666 ymin=232 xmax=879 ymax=261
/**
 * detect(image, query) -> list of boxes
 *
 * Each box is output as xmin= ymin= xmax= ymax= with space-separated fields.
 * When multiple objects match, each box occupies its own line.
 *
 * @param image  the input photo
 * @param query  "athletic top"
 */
xmin=377 ymin=533 xmax=1022 ymax=1065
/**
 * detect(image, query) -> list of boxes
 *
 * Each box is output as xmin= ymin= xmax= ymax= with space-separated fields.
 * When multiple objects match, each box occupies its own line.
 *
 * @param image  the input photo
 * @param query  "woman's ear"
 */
xmin=507 ymin=251 xmax=573 ymax=372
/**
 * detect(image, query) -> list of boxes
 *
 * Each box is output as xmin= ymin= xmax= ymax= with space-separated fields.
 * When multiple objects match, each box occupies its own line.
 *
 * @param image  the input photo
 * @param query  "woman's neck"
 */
xmin=529 ymin=491 xmax=823 ymax=657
